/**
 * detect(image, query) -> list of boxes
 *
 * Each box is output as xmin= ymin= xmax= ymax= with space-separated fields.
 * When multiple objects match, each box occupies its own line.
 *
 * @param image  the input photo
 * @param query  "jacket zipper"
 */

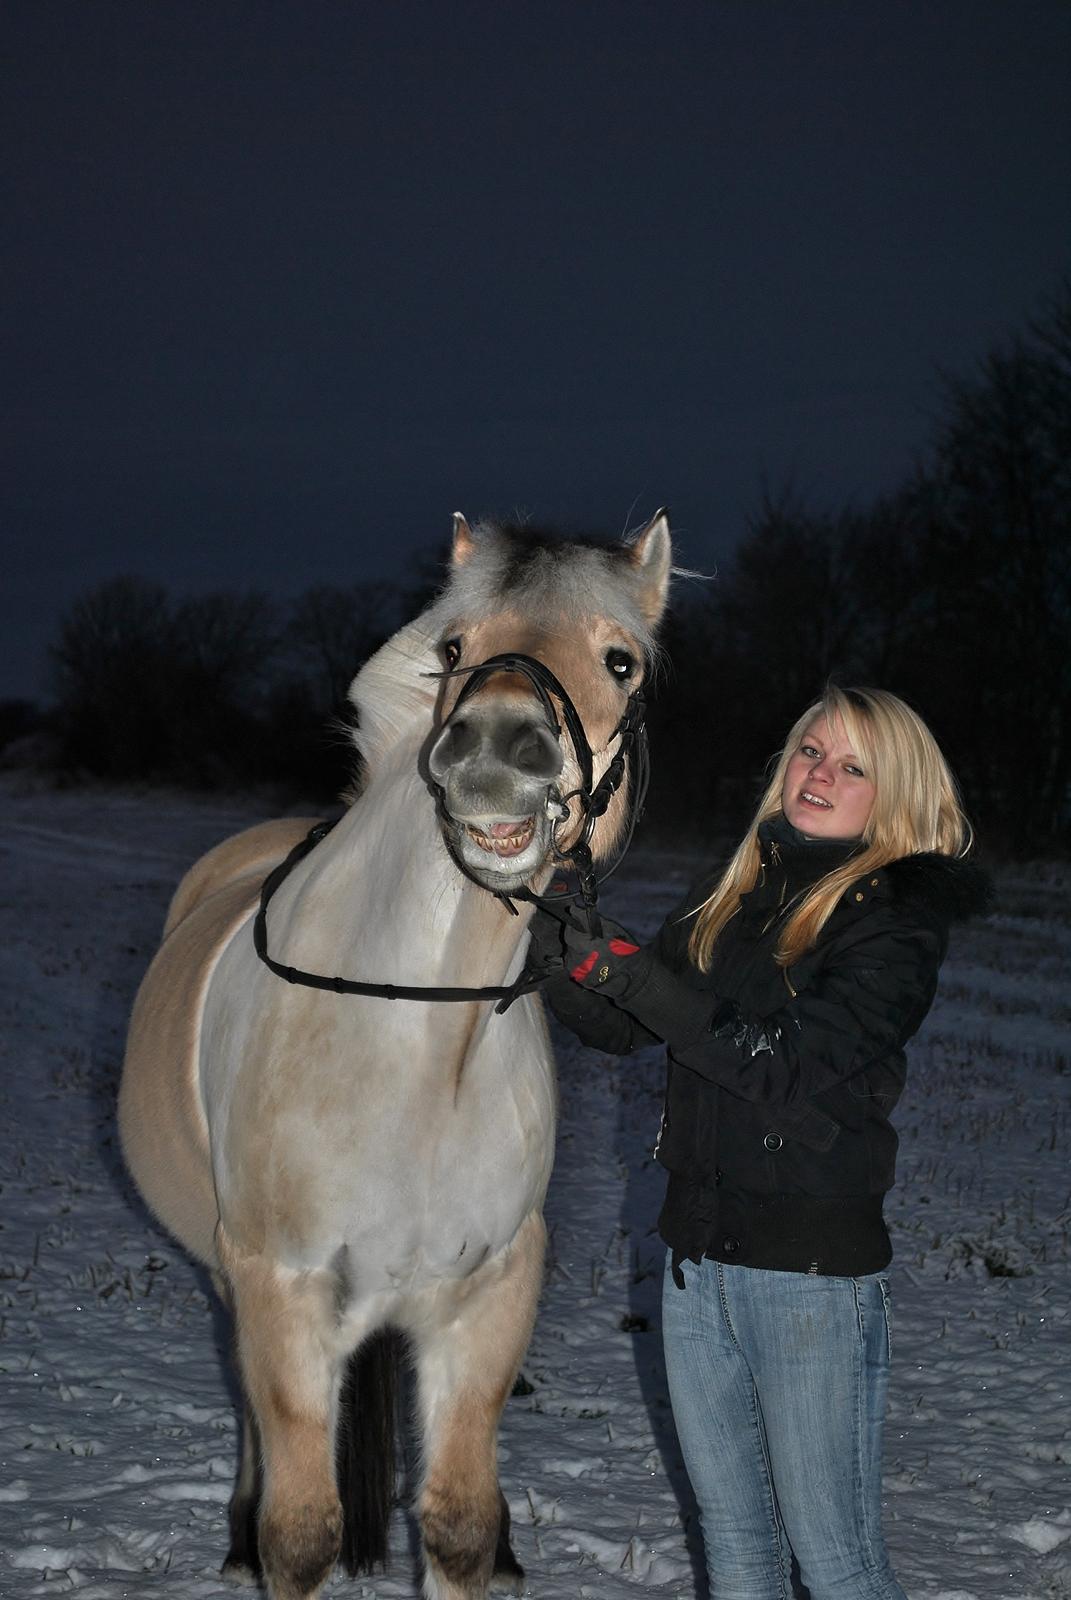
xmin=760 ymin=874 xmax=789 ymax=937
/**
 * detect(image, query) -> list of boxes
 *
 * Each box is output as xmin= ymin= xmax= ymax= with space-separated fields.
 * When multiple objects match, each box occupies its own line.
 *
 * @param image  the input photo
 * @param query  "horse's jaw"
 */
xmin=439 ymin=799 xmax=559 ymax=895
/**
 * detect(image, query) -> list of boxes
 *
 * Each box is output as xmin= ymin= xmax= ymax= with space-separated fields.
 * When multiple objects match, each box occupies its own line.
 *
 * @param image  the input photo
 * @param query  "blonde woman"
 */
xmin=528 ymin=686 xmax=991 ymax=1600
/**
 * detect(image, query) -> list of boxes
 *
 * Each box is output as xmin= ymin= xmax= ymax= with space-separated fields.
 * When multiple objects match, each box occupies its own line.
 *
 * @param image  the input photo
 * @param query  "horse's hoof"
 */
xmin=220 ymin=1554 xmax=260 ymax=1587
xmin=490 ymin=1547 xmax=526 ymax=1595
xmin=489 ymin=1571 xmax=526 ymax=1596
xmin=492 ymin=1489 xmax=525 ymax=1594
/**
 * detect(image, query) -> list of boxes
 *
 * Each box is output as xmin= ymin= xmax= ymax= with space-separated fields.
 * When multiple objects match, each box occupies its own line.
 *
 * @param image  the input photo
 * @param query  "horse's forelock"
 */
xmin=428 ymin=523 xmax=659 ymax=651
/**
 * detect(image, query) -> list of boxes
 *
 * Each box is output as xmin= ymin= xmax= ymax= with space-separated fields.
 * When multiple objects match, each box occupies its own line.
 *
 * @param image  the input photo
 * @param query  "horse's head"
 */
xmin=423 ymin=512 xmax=672 ymax=894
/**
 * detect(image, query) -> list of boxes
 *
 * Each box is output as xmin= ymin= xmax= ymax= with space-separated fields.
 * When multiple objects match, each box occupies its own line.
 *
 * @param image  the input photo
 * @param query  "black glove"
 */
xmin=557 ymin=916 xmax=651 ymax=997
xmin=708 ymin=998 xmax=783 ymax=1057
xmin=527 ymin=908 xmax=726 ymax=1058
xmin=559 ymin=915 xmax=717 ymax=1051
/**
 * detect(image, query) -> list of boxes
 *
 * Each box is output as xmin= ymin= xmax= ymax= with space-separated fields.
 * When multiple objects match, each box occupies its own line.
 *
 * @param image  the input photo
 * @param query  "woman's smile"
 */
xmin=781 ymin=715 xmax=876 ymax=838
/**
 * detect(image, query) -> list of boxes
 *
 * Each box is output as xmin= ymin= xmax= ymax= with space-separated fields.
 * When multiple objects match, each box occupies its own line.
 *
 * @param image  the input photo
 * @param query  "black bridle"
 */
xmin=253 ymin=651 xmax=648 ymax=1012
xmin=432 ymin=652 xmax=649 ymax=920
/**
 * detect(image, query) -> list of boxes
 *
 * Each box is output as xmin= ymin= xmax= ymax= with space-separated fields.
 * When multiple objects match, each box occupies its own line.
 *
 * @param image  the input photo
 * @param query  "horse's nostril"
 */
xmin=431 ymin=710 xmax=562 ymax=786
xmin=507 ymin=723 xmax=563 ymax=781
xmin=428 ymin=718 xmax=479 ymax=781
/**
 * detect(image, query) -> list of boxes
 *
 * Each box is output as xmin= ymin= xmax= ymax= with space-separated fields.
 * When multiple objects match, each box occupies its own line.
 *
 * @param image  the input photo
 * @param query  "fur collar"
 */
xmin=879 ymin=853 xmax=994 ymax=923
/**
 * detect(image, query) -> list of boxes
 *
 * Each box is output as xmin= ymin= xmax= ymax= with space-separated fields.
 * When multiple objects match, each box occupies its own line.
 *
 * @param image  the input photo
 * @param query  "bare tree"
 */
xmin=920 ymin=304 xmax=1071 ymax=845
xmin=50 ymin=577 xmax=177 ymax=777
xmin=49 ymin=580 xmax=277 ymax=784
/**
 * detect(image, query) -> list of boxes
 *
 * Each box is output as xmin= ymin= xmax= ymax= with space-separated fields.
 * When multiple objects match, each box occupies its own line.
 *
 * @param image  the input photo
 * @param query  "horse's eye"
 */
xmin=605 ymin=648 xmax=636 ymax=681
xmin=442 ymin=638 xmax=462 ymax=670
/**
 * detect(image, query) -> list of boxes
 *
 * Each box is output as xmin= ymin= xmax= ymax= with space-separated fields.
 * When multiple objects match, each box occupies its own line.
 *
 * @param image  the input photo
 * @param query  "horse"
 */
xmin=118 ymin=510 xmax=672 ymax=1600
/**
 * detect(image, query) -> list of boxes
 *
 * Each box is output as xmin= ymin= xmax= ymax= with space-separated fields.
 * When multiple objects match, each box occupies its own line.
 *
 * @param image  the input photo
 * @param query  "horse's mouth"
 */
xmin=464 ymin=817 xmax=536 ymax=859
xmin=443 ymin=805 xmax=554 ymax=889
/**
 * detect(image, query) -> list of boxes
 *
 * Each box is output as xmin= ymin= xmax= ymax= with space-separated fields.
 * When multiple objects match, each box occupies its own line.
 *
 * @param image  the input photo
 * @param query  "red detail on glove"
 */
xmin=608 ymin=939 xmax=640 ymax=956
xmin=569 ymin=950 xmax=599 ymax=982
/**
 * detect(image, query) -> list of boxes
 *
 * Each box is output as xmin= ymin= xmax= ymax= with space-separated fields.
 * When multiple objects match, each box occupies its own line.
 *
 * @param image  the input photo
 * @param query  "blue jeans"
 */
xmin=662 ymin=1254 xmax=906 ymax=1600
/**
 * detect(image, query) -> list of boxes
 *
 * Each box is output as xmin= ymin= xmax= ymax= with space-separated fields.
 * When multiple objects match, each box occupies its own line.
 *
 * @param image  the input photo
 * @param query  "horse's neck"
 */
xmin=275 ymin=743 xmax=529 ymax=989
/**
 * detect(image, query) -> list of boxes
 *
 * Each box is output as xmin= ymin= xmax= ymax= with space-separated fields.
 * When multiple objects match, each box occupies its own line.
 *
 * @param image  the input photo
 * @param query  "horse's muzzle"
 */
xmin=428 ymin=710 xmax=563 ymax=788
xmin=428 ymin=700 xmax=566 ymax=889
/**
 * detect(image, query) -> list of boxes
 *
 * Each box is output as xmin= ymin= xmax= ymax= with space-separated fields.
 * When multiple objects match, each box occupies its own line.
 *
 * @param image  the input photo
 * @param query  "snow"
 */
xmin=0 ymin=780 xmax=1068 ymax=1598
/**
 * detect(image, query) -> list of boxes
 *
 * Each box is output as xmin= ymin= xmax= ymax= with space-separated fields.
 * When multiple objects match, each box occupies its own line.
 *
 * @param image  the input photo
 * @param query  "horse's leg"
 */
xmin=210 ymin=1270 xmax=263 ymax=1585
xmin=415 ymin=1209 xmax=545 ymax=1600
xmin=222 ymin=1397 xmax=262 ymax=1584
xmin=218 ymin=1233 xmax=342 ymax=1600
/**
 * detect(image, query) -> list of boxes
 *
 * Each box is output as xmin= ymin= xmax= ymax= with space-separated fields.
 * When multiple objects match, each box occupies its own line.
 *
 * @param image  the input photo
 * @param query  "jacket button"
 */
xmin=722 ymin=1236 xmax=740 ymax=1255
xmin=854 ymin=891 xmax=865 ymax=902
xmin=870 ymin=877 xmax=880 ymax=887
xmin=763 ymin=1133 xmax=783 ymax=1151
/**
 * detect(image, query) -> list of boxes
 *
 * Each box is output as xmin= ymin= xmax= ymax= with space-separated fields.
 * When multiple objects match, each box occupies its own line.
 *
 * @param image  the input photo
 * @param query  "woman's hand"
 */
xmin=531 ymin=905 xmax=715 ymax=1050
xmin=523 ymin=908 xmax=650 ymax=1000
xmin=558 ymin=917 xmax=651 ymax=997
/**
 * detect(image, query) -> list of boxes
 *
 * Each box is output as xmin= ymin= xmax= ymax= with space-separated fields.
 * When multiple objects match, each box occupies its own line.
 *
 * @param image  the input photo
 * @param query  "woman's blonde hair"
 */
xmin=688 ymin=686 xmax=973 ymax=972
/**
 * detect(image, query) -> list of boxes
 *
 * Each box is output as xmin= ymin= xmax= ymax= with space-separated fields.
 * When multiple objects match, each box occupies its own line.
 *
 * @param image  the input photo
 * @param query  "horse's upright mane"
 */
xmin=423 ymin=521 xmax=662 ymax=655
xmin=348 ymin=618 xmax=440 ymax=773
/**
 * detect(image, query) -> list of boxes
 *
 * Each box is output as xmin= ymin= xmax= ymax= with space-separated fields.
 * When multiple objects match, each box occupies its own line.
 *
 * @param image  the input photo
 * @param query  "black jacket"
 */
xmin=543 ymin=819 xmax=992 ymax=1278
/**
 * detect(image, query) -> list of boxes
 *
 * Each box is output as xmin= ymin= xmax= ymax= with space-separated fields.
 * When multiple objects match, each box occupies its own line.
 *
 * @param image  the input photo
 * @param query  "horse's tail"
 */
xmin=336 ymin=1326 xmax=406 ymax=1574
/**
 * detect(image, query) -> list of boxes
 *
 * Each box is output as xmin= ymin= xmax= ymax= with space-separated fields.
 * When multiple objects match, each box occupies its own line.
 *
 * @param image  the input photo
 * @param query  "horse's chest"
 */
xmin=320 ymin=1091 xmax=551 ymax=1294
xmin=220 ymin=999 xmax=555 ymax=1282
xmin=369 ymin=1049 xmax=554 ymax=1268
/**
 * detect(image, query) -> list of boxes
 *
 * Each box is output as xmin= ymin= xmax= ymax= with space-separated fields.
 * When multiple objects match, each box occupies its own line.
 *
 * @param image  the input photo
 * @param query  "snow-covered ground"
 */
xmin=0 ymin=782 xmax=1067 ymax=1599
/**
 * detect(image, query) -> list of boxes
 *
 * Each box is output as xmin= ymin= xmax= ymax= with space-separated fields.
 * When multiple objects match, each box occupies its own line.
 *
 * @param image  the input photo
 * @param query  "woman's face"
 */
xmin=780 ymin=714 xmax=876 ymax=839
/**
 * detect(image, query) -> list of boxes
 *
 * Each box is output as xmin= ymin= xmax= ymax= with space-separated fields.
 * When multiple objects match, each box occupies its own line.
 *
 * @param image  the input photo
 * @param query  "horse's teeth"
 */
xmin=466 ymin=820 xmax=535 ymax=857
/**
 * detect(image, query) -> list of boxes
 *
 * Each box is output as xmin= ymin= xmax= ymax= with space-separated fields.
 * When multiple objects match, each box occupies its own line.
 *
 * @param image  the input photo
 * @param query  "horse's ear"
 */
xmin=452 ymin=513 xmax=477 ymax=567
xmin=626 ymin=508 xmax=672 ymax=626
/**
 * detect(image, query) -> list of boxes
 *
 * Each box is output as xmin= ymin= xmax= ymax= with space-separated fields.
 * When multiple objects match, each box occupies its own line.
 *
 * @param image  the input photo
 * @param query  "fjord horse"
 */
xmin=119 ymin=512 xmax=672 ymax=1599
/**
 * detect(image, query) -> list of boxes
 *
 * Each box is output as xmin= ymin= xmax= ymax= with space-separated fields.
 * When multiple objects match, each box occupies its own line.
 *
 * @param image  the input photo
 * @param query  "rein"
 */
xmin=253 ymin=651 xmax=648 ymax=1012
xmin=253 ymin=821 xmax=528 ymax=1011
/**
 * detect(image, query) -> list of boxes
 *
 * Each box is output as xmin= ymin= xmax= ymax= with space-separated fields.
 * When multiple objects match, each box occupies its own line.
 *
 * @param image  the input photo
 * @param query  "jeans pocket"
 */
xmin=877 ymin=1275 xmax=892 ymax=1360
xmin=852 ymin=1273 xmax=893 ymax=1362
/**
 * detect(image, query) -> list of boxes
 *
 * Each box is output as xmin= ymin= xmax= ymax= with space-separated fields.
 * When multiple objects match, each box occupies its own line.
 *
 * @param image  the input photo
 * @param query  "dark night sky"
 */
xmin=5 ymin=0 xmax=1070 ymax=701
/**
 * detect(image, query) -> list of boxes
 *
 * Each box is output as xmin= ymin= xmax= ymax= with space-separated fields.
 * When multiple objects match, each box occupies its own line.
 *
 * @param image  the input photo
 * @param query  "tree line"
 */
xmin=6 ymin=286 xmax=1068 ymax=855
xmin=649 ymin=284 xmax=1070 ymax=855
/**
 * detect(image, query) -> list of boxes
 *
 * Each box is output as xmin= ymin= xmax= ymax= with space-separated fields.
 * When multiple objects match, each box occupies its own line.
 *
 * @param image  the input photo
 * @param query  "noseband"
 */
xmin=253 ymin=650 xmax=649 ymax=1010
xmin=432 ymin=651 xmax=649 ymax=918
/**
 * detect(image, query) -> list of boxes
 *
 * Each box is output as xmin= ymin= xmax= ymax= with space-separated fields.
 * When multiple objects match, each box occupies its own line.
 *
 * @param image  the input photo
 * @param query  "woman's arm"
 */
xmin=591 ymin=914 xmax=944 ymax=1109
